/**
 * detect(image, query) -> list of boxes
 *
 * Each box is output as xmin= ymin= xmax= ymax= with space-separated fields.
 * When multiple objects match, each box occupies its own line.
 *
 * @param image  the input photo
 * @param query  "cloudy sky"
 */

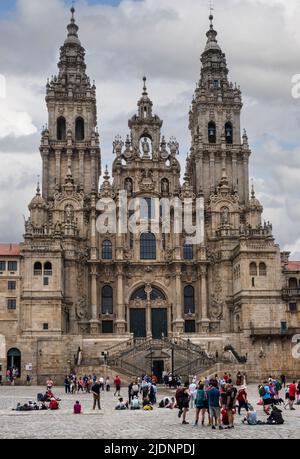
xmin=0 ymin=0 xmax=300 ymax=258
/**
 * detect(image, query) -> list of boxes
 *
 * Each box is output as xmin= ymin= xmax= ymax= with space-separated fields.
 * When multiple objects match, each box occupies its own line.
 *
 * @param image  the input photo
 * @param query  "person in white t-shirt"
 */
xmin=189 ymin=382 xmax=197 ymax=409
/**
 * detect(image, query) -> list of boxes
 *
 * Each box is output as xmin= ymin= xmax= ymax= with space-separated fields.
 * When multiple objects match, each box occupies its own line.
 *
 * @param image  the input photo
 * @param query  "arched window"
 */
xmin=184 ymin=286 xmax=195 ymax=314
xmin=250 ymin=262 xmax=257 ymax=277
xmin=225 ymin=122 xmax=233 ymax=144
xmin=44 ymin=262 xmax=52 ymax=276
xmin=130 ymin=287 xmax=147 ymax=301
xmin=7 ymin=348 xmax=21 ymax=376
xmin=34 ymin=262 xmax=42 ymax=276
xmin=289 ymin=278 xmax=298 ymax=289
xmin=150 ymin=288 xmax=166 ymax=301
xmin=208 ymin=121 xmax=216 ymax=144
xmin=183 ymin=243 xmax=193 ymax=260
xmin=102 ymin=240 xmax=112 ymax=260
xmin=57 ymin=117 xmax=66 ymax=141
xmin=140 ymin=233 xmax=156 ymax=260
xmin=102 ymin=286 xmax=113 ymax=315
xmin=75 ymin=117 xmax=85 ymax=141
xmin=259 ymin=262 xmax=267 ymax=277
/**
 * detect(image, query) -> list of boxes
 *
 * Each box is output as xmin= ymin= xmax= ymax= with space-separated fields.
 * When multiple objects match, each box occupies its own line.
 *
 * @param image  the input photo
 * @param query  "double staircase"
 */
xmin=105 ymin=336 xmax=217 ymax=379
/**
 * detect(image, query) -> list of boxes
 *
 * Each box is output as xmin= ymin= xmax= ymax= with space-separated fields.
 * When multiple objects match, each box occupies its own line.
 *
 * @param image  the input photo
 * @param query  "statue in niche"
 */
xmin=161 ymin=179 xmax=169 ymax=195
xmin=125 ymin=178 xmax=133 ymax=194
xmin=141 ymin=137 xmax=151 ymax=158
xmin=65 ymin=204 xmax=74 ymax=223
xmin=220 ymin=207 xmax=229 ymax=226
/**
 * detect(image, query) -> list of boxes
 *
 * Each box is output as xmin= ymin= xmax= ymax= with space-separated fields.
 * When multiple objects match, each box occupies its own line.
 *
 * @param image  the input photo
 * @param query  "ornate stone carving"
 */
xmin=76 ymin=295 xmax=89 ymax=320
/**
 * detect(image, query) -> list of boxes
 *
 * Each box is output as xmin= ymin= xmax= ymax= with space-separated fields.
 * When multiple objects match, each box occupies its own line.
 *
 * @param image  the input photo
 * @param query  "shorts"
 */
xmin=289 ymin=396 xmax=295 ymax=402
xmin=263 ymin=398 xmax=272 ymax=406
xmin=209 ymin=406 xmax=220 ymax=419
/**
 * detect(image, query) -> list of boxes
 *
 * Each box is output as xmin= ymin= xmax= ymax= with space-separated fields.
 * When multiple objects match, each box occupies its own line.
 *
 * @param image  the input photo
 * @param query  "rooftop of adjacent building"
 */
xmin=0 ymin=244 xmax=21 ymax=257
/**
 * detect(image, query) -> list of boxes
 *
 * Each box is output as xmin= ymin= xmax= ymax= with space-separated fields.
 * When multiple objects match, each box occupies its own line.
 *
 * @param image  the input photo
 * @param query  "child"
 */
xmin=73 ymin=400 xmax=82 ymax=414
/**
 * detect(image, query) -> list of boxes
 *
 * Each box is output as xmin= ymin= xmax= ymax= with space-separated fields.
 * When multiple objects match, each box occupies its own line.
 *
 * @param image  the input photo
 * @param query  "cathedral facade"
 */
xmin=0 ymin=9 xmax=300 ymax=383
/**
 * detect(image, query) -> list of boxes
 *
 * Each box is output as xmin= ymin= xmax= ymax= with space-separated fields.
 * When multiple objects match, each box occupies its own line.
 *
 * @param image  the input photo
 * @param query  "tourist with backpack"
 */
xmin=237 ymin=386 xmax=249 ymax=415
xmin=194 ymin=383 xmax=208 ymax=427
xmin=259 ymin=382 xmax=272 ymax=415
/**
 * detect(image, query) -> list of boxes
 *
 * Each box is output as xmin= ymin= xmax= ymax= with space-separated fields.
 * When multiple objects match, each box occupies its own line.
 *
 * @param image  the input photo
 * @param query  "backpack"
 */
xmin=196 ymin=390 xmax=206 ymax=406
xmin=267 ymin=409 xmax=284 ymax=425
xmin=259 ymin=386 xmax=266 ymax=397
xmin=132 ymin=384 xmax=139 ymax=393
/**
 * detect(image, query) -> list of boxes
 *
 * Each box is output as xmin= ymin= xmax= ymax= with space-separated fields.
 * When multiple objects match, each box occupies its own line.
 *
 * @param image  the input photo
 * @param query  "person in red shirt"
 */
xmin=114 ymin=376 xmax=122 ymax=397
xmin=289 ymin=381 xmax=297 ymax=410
xmin=73 ymin=401 xmax=82 ymax=414
xmin=49 ymin=398 xmax=59 ymax=410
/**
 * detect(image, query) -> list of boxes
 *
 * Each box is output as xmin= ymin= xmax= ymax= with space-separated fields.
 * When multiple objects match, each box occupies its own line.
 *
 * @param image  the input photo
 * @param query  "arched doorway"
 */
xmin=7 ymin=348 xmax=21 ymax=377
xmin=129 ymin=285 xmax=168 ymax=339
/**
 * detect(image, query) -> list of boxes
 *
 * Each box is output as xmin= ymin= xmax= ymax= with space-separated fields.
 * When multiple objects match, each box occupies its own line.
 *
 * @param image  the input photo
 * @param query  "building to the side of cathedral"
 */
xmin=0 ymin=9 xmax=300 ymax=384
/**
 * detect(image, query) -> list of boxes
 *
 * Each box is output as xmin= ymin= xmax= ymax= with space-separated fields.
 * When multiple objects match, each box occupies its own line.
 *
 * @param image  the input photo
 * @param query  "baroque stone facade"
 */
xmin=0 ymin=9 xmax=300 ymax=383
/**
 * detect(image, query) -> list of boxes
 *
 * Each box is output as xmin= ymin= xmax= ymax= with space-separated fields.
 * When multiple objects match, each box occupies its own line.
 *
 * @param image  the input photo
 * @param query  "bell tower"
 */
xmin=188 ymin=14 xmax=251 ymax=206
xmin=41 ymin=7 xmax=101 ymax=200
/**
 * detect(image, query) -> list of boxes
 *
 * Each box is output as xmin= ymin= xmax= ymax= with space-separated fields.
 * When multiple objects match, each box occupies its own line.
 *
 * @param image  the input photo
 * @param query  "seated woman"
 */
xmin=130 ymin=396 xmax=140 ymax=410
xmin=115 ymin=398 xmax=128 ymax=410
xmin=49 ymin=398 xmax=59 ymax=410
xmin=73 ymin=401 xmax=82 ymax=414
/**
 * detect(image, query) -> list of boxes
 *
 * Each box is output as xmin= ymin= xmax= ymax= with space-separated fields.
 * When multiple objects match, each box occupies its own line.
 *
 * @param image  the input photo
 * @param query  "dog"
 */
xmin=271 ymin=398 xmax=284 ymax=406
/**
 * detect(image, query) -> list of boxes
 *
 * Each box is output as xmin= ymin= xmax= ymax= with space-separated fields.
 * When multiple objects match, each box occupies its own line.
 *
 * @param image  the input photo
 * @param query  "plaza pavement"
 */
xmin=0 ymin=384 xmax=299 ymax=439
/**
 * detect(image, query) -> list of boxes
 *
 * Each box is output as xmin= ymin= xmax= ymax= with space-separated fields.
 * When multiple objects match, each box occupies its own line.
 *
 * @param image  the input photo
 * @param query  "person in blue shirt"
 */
xmin=207 ymin=381 xmax=223 ymax=430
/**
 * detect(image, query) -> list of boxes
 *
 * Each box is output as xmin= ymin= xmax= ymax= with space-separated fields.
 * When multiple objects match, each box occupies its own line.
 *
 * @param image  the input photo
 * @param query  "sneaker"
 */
xmin=212 ymin=425 xmax=216 ymax=430
xmin=182 ymin=421 xmax=189 ymax=425
xmin=219 ymin=426 xmax=224 ymax=430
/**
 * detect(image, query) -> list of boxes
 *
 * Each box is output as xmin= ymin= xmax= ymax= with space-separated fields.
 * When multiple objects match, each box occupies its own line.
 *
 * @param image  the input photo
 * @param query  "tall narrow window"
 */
xmin=75 ymin=117 xmax=85 ymax=141
xmin=140 ymin=233 xmax=156 ymax=260
xmin=225 ymin=122 xmax=233 ymax=144
xmin=57 ymin=117 xmax=66 ymax=141
xmin=259 ymin=262 xmax=267 ymax=277
xmin=183 ymin=243 xmax=193 ymax=260
xmin=102 ymin=240 xmax=113 ymax=260
xmin=250 ymin=262 xmax=257 ymax=277
xmin=44 ymin=262 xmax=52 ymax=276
xmin=184 ymin=286 xmax=195 ymax=314
xmin=34 ymin=262 xmax=42 ymax=276
xmin=8 ymin=261 xmax=17 ymax=272
xmin=102 ymin=286 xmax=113 ymax=315
xmin=208 ymin=121 xmax=216 ymax=144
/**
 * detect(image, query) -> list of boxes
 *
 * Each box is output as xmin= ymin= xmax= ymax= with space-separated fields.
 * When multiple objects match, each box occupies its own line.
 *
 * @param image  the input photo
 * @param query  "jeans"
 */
xmin=93 ymin=395 xmax=101 ymax=410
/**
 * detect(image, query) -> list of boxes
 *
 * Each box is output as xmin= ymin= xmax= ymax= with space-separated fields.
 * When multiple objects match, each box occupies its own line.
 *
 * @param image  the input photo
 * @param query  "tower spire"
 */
xmin=65 ymin=6 xmax=80 ymax=45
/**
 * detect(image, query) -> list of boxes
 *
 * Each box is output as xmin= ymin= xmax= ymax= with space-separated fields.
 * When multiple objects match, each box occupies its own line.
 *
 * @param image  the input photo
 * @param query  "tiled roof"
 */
xmin=286 ymin=261 xmax=300 ymax=272
xmin=0 ymin=244 xmax=21 ymax=256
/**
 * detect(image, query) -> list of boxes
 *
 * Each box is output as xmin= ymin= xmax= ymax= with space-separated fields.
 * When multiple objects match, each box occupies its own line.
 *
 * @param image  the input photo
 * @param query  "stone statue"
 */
xmin=65 ymin=204 xmax=74 ymax=223
xmin=221 ymin=207 xmax=229 ymax=225
xmin=125 ymin=178 xmax=133 ymax=194
xmin=141 ymin=137 xmax=151 ymax=158
xmin=161 ymin=179 xmax=169 ymax=195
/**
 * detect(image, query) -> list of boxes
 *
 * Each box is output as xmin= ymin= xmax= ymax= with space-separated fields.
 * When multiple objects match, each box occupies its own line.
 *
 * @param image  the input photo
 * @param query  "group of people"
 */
xmin=63 ymin=373 xmax=112 ymax=394
xmin=258 ymin=376 xmax=300 ymax=414
xmin=174 ymin=372 xmax=290 ymax=429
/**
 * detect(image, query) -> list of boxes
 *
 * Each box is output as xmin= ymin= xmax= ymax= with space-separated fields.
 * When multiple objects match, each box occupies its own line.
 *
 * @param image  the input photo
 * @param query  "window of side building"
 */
xmin=8 ymin=261 xmax=17 ymax=272
xmin=8 ymin=281 xmax=16 ymax=290
xmin=7 ymin=299 xmax=17 ymax=310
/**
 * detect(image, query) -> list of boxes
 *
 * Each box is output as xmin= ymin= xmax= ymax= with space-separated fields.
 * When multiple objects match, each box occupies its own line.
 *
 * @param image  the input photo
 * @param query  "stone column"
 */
xmin=145 ymin=284 xmax=152 ymax=337
xmin=209 ymin=151 xmax=215 ymax=192
xmin=79 ymin=150 xmax=85 ymax=189
xmin=90 ymin=264 xmax=99 ymax=335
xmin=196 ymin=153 xmax=203 ymax=193
xmin=42 ymin=150 xmax=49 ymax=199
xmin=199 ymin=265 xmax=210 ymax=333
xmin=243 ymin=153 xmax=250 ymax=203
xmin=55 ymin=150 xmax=61 ymax=190
xmin=90 ymin=150 xmax=96 ymax=192
xmin=116 ymin=265 xmax=126 ymax=334
xmin=174 ymin=266 xmax=184 ymax=334
xmin=232 ymin=152 xmax=237 ymax=189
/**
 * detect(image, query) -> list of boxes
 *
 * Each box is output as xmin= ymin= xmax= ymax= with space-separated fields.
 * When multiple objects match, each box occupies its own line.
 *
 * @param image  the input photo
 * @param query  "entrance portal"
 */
xmin=152 ymin=309 xmax=168 ymax=339
xmin=7 ymin=348 xmax=21 ymax=377
xmin=153 ymin=360 xmax=164 ymax=383
xmin=130 ymin=309 xmax=146 ymax=338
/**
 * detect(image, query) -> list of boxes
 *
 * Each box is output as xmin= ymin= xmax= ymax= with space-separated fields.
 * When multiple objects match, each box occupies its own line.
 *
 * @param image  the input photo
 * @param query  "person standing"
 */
xmin=177 ymin=381 xmax=191 ymax=425
xmin=114 ymin=376 xmax=121 ymax=397
xmin=189 ymin=380 xmax=197 ymax=409
xmin=64 ymin=376 xmax=70 ymax=394
xmin=194 ymin=383 xmax=208 ymax=427
xmin=281 ymin=374 xmax=286 ymax=389
xmin=288 ymin=381 xmax=297 ymax=410
xmin=106 ymin=377 xmax=111 ymax=392
xmin=226 ymin=384 xmax=237 ymax=428
xmin=92 ymin=380 xmax=101 ymax=411
xmin=207 ymin=381 xmax=222 ymax=430
xmin=237 ymin=386 xmax=249 ymax=415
